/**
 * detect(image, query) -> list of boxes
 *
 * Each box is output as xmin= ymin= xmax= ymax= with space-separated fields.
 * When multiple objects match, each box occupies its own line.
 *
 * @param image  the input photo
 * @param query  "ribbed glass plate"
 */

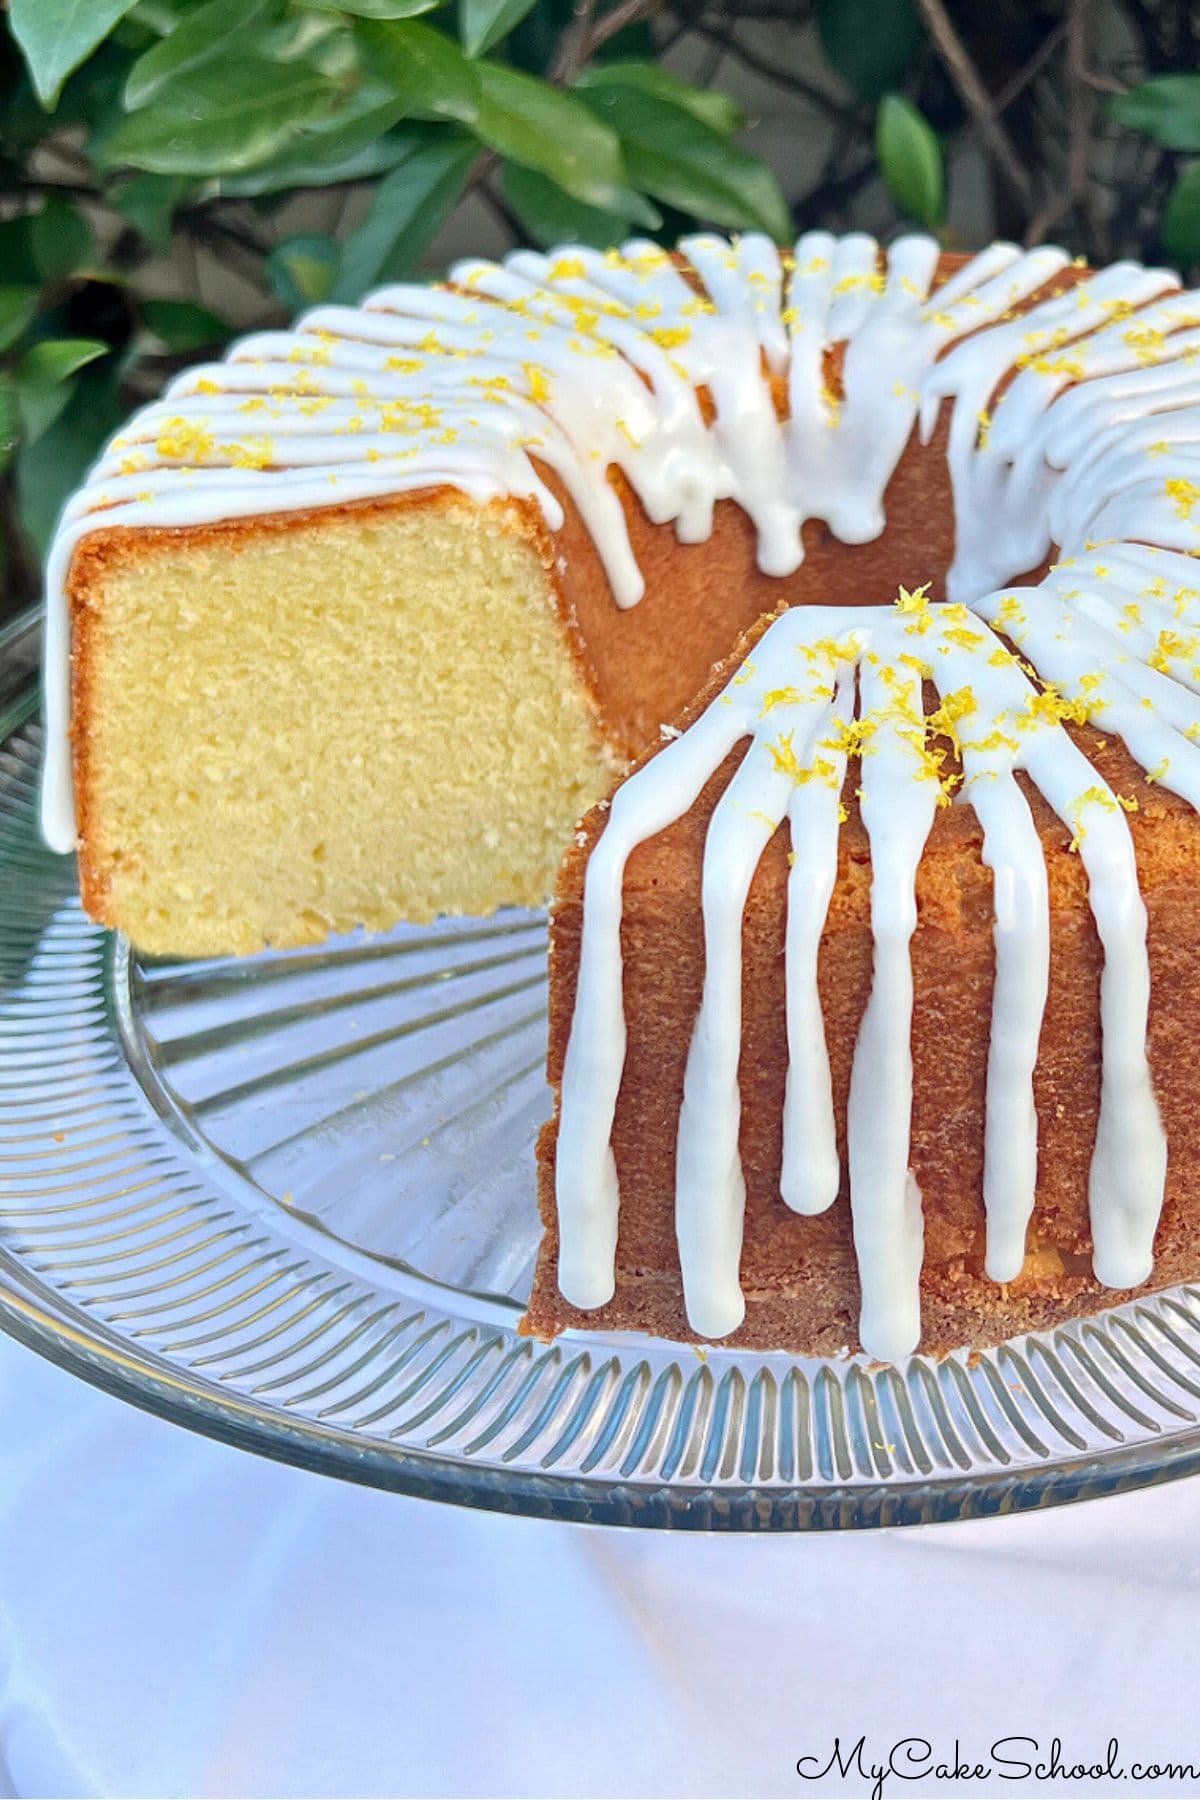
xmin=7 ymin=691 xmax=1200 ymax=1528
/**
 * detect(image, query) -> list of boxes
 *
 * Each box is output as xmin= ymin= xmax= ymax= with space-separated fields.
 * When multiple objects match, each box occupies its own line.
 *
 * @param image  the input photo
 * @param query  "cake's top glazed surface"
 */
xmin=42 ymin=229 xmax=1196 ymax=853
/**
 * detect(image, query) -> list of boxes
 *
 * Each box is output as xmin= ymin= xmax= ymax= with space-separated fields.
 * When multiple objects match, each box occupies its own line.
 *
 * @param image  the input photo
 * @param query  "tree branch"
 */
xmin=912 ymin=0 xmax=1035 ymax=206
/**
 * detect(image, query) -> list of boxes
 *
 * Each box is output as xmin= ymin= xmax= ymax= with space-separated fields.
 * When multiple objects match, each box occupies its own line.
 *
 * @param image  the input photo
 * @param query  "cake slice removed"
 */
xmin=529 ymin=600 xmax=1200 ymax=1361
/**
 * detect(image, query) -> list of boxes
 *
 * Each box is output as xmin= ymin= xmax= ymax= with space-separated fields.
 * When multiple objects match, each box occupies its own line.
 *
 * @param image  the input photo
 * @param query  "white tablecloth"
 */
xmin=2 ymin=1330 xmax=1199 ymax=1799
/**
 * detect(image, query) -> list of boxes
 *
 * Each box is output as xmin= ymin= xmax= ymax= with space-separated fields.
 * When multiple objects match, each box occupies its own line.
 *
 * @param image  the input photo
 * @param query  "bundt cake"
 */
xmin=40 ymin=230 xmax=1200 ymax=1358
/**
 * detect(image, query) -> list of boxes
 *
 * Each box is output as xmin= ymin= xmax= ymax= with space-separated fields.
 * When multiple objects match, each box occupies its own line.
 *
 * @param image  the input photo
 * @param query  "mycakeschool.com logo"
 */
xmin=796 ymin=1737 xmax=1199 ymax=1797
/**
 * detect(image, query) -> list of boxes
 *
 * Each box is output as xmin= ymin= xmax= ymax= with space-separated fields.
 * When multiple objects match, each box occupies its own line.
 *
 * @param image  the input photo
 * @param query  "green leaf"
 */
xmin=0 ymin=288 xmax=41 ymax=355
xmin=268 ymin=235 xmax=342 ymax=311
xmin=17 ymin=338 xmax=109 ymax=441
xmin=576 ymin=61 xmax=742 ymax=136
xmin=501 ymin=160 xmax=649 ymax=248
xmin=358 ymin=19 xmax=480 ymax=122
xmin=1111 ymin=76 xmax=1200 ymax=152
xmin=17 ymin=368 xmax=125 ymax=557
xmin=0 ymin=377 xmax=19 ymax=475
xmin=30 ymin=196 xmax=95 ymax=283
xmin=214 ymin=85 xmax=412 ymax=196
xmin=140 ymin=298 xmax=228 ymax=351
xmin=110 ymin=173 xmax=192 ymax=248
xmin=10 ymin=0 xmax=141 ymax=108
xmin=100 ymin=57 xmax=338 ymax=174
xmin=876 ymin=92 xmax=944 ymax=228
xmin=1163 ymin=163 xmax=1200 ymax=269
xmin=475 ymin=62 xmax=651 ymax=218
xmin=817 ymin=0 xmax=920 ymax=103
xmin=302 ymin=0 xmax=442 ymax=14
xmin=460 ymin=0 xmax=538 ymax=58
xmin=333 ymin=128 xmax=476 ymax=299
xmin=579 ymin=86 xmax=791 ymax=239
xmin=0 ymin=219 xmax=40 ymax=287
xmin=124 ymin=0 xmax=279 ymax=108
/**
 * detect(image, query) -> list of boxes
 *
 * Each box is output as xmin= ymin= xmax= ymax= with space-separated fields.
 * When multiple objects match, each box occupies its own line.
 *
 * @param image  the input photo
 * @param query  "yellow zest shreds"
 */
xmin=831 ymin=270 xmax=886 ymax=297
xmin=898 ymin=650 xmax=931 ymax=677
xmin=522 ymin=362 xmax=552 ymax=404
xmin=731 ymin=659 xmax=757 ymax=688
xmin=194 ymin=378 xmax=221 ymax=395
xmin=747 ymin=809 xmax=777 ymax=832
xmin=384 ymin=355 xmax=424 ymax=374
xmin=224 ymin=436 xmax=275 ymax=469
xmin=819 ymin=383 xmax=843 ymax=425
xmin=768 ymin=731 xmax=839 ymax=789
xmin=1148 ymin=626 xmax=1200 ymax=673
xmin=1118 ymin=601 xmax=1143 ymax=633
xmin=797 ymin=632 xmax=861 ymax=672
xmin=1068 ymin=785 xmax=1139 ymax=851
xmin=781 ymin=305 xmax=800 ymax=328
xmin=1018 ymin=678 xmax=1102 ymax=731
xmin=820 ymin=714 xmax=877 ymax=757
xmin=838 ymin=802 xmax=850 ymax=823
xmin=119 ymin=452 xmax=150 ymax=475
xmin=288 ymin=340 xmax=331 ymax=367
xmin=992 ymin=594 xmax=1027 ymax=638
xmin=962 ymin=727 xmax=1021 ymax=755
xmin=893 ymin=580 xmax=933 ymax=628
xmin=1123 ymin=321 xmax=1170 ymax=364
xmin=155 ymin=417 xmax=216 ymax=462
xmin=926 ymin=685 xmax=977 ymax=751
xmin=681 ymin=296 xmax=717 ymax=318
xmin=547 ymin=255 xmax=586 ymax=282
xmin=567 ymin=335 xmax=616 ymax=359
xmin=1166 ymin=476 xmax=1200 ymax=520
xmin=937 ymin=605 xmax=986 ymax=650
xmin=976 ymin=408 xmax=992 ymax=448
xmin=875 ymin=663 xmax=924 ymax=723
xmin=616 ymin=418 xmax=643 ymax=450
xmin=901 ymin=726 xmax=960 ymax=803
xmin=650 ymin=325 xmax=691 ymax=351
xmin=1147 ymin=440 xmax=1171 ymax=457
xmin=760 ymin=686 xmax=807 ymax=714
xmin=632 ymin=299 xmax=662 ymax=321
xmin=795 ymin=254 xmax=830 ymax=277
xmin=1146 ymin=757 xmax=1172 ymax=784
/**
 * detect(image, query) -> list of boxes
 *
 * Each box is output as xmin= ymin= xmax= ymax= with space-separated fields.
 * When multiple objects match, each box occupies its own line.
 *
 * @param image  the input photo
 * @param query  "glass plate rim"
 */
xmin=5 ymin=638 xmax=1200 ymax=1530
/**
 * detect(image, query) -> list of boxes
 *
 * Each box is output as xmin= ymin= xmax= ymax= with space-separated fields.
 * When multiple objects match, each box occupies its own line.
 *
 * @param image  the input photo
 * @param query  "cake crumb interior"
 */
xmin=73 ymin=495 xmax=613 ymax=955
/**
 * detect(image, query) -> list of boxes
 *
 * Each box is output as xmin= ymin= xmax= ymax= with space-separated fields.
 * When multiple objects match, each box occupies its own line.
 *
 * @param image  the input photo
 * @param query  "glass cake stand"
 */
xmin=6 ymin=613 xmax=1200 ymax=1529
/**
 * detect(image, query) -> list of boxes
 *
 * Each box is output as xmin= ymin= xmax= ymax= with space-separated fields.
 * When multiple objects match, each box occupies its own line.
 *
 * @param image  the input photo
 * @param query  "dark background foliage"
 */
xmin=2 ymin=0 xmax=1200 ymax=619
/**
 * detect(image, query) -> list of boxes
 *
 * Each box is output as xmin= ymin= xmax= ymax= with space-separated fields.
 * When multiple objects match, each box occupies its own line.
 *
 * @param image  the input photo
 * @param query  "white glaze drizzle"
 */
xmin=558 ymin=598 xmax=1171 ymax=1359
xmin=48 ymin=230 xmax=1168 ymax=851
xmin=37 ymin=231 xmax=1200 ymax=1353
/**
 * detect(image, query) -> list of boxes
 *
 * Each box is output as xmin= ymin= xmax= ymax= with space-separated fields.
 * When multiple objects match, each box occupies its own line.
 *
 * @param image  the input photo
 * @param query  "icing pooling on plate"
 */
xmin=556 ymin=599 xmax=1174 ymax=1361
xmin=35 ymin=230 xmax=1200 ymax=1354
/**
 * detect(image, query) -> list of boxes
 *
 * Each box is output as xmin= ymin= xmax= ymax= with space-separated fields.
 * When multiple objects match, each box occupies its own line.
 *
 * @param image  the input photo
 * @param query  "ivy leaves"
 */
xmin=0 ymin=0 xmax=793 ymax=585
xmin=1111 ymin=76 xmax=1200 ymax=269
xmin=11 ymin=3 xmax=792 ymax=294
xmin=10 ymin=0 xmax=141 ymax=108
xmin=876 ymin=94 xmax=943 ymax=231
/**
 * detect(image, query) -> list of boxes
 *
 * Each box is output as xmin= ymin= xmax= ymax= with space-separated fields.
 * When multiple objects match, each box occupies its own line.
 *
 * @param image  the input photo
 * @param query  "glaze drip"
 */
xmin=44 ymin=231 xmax=1185 ymax=854
xmin=556 ymin=600 xmax=1169 ymax=1361
xmin=37 ymin=231 xmax=1200 ymax=1355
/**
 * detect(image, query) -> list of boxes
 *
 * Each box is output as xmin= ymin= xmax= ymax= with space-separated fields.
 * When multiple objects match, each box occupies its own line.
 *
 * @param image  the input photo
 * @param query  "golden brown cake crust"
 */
xmin=527 ymin=614 xmax=1200 ymax=1359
